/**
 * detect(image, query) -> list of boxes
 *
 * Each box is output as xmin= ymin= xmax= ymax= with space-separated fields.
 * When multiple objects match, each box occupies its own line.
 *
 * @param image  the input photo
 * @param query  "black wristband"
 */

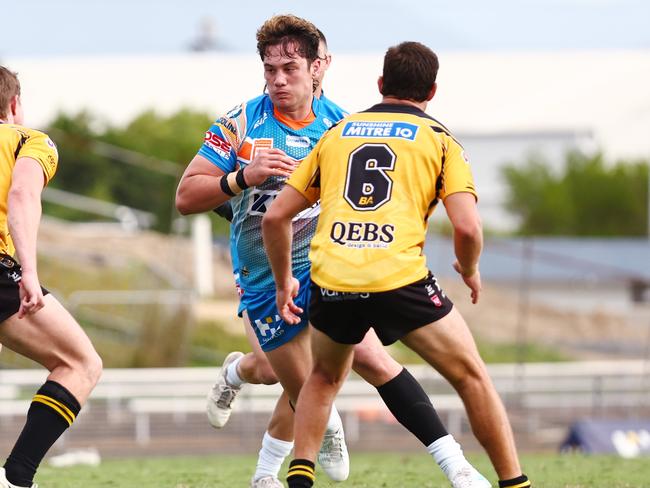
xmin=220 ymin=174 xmax=236 ymax=197
xmin=235 ymin=168 xmax=249 ymax=190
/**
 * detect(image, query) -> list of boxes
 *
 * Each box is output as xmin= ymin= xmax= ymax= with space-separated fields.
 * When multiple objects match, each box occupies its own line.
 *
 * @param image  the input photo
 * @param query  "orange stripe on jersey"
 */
xmin=273 ymin=106 xmax=316 ymax=130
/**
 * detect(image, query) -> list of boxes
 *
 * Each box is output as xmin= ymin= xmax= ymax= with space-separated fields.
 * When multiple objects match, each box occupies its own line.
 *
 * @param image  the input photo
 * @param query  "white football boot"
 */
xmin=449 ymin=464 xmax=492 ymax=488
xmin=317 ymin=426 xmax=350 ymax=481
xmin=206 ymin=351 xmax=244 ymax=428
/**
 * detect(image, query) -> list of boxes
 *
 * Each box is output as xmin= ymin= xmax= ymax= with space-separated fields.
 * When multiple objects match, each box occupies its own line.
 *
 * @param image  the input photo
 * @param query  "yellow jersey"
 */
xmin=0 ymin=124 xmax=58 ymax=255
xmin=286 ymin=103 xmax=477 ymax=292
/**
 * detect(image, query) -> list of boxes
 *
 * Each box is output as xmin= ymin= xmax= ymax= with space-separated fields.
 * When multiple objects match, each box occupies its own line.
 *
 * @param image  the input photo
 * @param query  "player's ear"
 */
xmin=311 ymin=58 xmax=322 ymax=77
xmin=427 ymin=83 xmax=437 ymax=101
xmin=9 ymin=95 xmax=19 ymax=117
xmin=377 ymin=76 xmax=384 ymax=95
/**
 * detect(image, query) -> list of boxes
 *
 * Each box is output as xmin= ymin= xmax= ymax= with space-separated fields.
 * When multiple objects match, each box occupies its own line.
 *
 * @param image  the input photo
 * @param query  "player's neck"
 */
xmin=280 ymin=96 xmax=314 ymax=121
xmin=381 ymin=96 xmax=427 ymax=112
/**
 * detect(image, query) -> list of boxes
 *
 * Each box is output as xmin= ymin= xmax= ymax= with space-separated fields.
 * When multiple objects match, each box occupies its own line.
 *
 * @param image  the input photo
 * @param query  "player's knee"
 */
xmin=452 ymin=356 xmax=490 ymax=394
xmin=256 ymin=363 xmax=278 ymax=385
xmin=78 ymin=349 xmax=103 ymax=388
xmin=352 ymin=345 xmax=400 ymax=386
xmin=313 ymin=364 xmax=347 ymax=389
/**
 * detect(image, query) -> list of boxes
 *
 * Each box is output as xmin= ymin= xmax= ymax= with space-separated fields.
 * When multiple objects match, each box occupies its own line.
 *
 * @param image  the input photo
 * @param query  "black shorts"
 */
xmin=0 ymin=254 xmax=49 ymax=323
xmin=309 ymin=271 xmax=454 ymax=346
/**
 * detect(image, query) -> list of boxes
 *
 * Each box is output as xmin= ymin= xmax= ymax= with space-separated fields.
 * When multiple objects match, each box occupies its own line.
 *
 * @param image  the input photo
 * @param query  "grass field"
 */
xmin=34 ymin=452 xmax=650 ymax=487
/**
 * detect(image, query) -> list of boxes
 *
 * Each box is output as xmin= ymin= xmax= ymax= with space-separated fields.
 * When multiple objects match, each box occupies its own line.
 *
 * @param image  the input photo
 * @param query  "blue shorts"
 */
xmin=239 ymin=268 xmax=311 ymax=352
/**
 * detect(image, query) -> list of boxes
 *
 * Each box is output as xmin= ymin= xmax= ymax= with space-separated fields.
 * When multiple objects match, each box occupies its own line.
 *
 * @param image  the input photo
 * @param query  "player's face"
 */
xmin=263 ymin=43 xmax=316 ymax=114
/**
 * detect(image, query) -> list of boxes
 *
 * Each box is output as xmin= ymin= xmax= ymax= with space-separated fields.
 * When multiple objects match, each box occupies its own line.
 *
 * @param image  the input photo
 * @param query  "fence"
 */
xmin=1 ymin=360 xmax=649 ymax=457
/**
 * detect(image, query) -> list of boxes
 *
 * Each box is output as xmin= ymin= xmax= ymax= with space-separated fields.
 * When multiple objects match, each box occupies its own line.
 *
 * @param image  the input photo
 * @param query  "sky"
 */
xmin=1 ymin=0 xmax=649 ymax=58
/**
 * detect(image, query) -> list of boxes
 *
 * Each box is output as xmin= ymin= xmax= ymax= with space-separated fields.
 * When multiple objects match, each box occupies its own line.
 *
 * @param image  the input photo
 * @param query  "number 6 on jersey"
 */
xmin=344 ymin=143 xmax=396 ymax=211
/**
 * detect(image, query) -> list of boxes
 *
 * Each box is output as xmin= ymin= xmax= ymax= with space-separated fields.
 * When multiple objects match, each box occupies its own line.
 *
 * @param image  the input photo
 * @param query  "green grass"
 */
xmin=34 ymin=452 xmax=650 ymax=487
xmin=387 ymin=338 xmax=567 ymax=364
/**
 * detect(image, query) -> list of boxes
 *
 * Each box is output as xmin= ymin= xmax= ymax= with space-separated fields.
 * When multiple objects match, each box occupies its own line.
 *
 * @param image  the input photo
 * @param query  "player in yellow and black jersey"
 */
xmin=290 ymin=100 xmax=476 ymax=292
xmin=0 ymin=66 xmax=101 ymax=488
xmin=0 ymin=123 xmax=58 ymax=256
xmin=263 ymin=43 xmax=531 ymax=488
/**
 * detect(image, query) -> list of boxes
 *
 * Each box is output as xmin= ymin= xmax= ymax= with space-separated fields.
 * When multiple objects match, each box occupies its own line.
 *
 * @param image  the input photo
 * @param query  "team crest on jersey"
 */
xmin=251 ymin=138 xmax=273 ymax=158
xmin=342 ymin=121 xmax=418 ymax=140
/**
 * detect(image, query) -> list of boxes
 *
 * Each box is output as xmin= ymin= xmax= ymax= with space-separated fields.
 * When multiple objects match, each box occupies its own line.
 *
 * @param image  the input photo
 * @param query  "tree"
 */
xmin=502 ymin=151 xmax=649 ymax=236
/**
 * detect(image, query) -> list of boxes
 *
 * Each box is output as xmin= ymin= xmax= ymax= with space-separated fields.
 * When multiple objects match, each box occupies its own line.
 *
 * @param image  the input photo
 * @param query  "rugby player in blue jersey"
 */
xmin=176 ymin=15 xmax=489 ymax=488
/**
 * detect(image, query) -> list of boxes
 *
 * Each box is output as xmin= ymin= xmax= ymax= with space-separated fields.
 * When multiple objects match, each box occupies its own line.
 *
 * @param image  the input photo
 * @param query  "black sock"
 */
xmin=4 ymin=381 xmax=81 ymax=487
xmin=499 ymin=474 xmax=531 ymax=487
xmin=376 ymin=367 xmax=448 ymax=446
xmin=287 ymin=458 xmax=315 ymax=488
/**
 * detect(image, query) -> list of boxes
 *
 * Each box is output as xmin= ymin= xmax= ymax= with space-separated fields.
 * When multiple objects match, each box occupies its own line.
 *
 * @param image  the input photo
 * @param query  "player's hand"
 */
xmin=17 ymin=269 xmax=45 ymax=318
xmin=453 ymin=260 xmax=481 ymax=304
xmin=276 ymin=276 xmax=303 ymax=325
xmin=243 ymin=148 xmax=298 ymax=187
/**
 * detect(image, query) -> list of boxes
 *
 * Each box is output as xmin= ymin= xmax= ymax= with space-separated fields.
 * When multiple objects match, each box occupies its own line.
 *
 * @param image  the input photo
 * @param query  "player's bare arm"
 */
xmin=176 ymin=149 xmax=297 ymax=215
xmin=7 ymin=157 xmax=46 ymax=317
xmin=176 ymin=155 xmax=229 ymax=214
xmin=262 ymin=185 xmax=311 ymax=324
xmin=444 ymin=192 xmax=483 ymax=304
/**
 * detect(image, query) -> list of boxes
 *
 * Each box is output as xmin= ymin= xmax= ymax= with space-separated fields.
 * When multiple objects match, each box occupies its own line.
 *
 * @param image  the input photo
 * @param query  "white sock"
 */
xmin=427 ymin=434 xmax=468 ymax=478
xmin=325 ymin=404 xmax=343 ymax=434
xmin=225 ymin=356 xmax=245 ymax=388
xmin=253 ymin=431 xmax=294 ymax=481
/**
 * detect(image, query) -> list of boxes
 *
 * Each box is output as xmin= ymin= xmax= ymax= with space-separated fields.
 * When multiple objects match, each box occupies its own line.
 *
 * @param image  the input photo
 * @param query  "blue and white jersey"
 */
xmin=198 ymin=94 xmax=346 ymax=292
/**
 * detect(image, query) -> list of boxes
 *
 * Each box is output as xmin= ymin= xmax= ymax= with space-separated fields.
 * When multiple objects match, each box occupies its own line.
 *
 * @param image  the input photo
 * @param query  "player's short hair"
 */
xmin=0 ymin=66 xmax=20 ymax=119
xmin=256 ymin=14 xmax=320 ymax=64
xmin=380 ymin=42 xmax=439 ymax=102
xmin=316 ymin=28 xmax=329 ymax=59
xmin=316 ymin=29 xmax=328 ymax=49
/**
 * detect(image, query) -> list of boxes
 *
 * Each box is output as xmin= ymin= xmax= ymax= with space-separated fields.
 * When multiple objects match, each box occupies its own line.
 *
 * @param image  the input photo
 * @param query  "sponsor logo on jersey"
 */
xmin=319 ymin=288 xmax=370 ymax=301
xmin=248 ymin=189 xmax=278 ymax=216
xmin=341 ymin=121 xmax=418 ymax=140
xmin=252 ymin=112 xmax=268 ymax=130
xmin=329 ymin=221 xmax=395 ymax=248
xmin=286 ymin=135 xmax=310 ymax=148
xmin=323 ymin=117 xmax=333 ymax=128
xmin=461 ymin=150 xmax=471 ymax=164
xmin=204 ymin=131 xmax=232 ymax=158
xmin=226 ymin=104 xmax=243 ymax=119
xmin=425 ymin=282 xmax=443 ymax=306
xmin=217 ymin=116 xmax=238 ymax=136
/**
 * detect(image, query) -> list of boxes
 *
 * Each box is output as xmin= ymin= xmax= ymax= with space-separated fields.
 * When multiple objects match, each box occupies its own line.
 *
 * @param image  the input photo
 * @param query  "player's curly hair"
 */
xmin=381 ymin=42 xmax=439 ymax=102
xmin=0 ymin=66 xmax=20 ymax=120
xmin=256 ymin=14 xmax=320 ymax=63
